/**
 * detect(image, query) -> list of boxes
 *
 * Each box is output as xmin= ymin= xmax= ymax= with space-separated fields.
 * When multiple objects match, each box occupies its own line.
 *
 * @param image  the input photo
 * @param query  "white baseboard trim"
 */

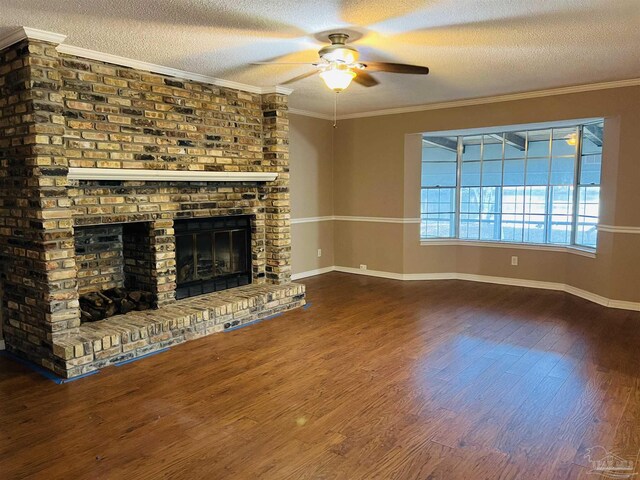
xmin=294 ymin=265 xmax=640 ymax=311
xmin=292 ymin=266 xmax=336 ymax=280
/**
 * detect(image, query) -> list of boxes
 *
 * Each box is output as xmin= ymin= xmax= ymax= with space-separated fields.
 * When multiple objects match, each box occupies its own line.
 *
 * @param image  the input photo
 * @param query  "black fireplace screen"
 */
xmin=175 ymin=216 xmax=251 ymax=299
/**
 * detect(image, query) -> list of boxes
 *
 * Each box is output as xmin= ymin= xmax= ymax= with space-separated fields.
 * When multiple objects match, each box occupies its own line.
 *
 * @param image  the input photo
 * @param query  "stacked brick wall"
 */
xmin=0 ymin=38 xmax=298 ymax=377
xmin=0 ymin=40 xmax=80 ymax=370
xmin=58 ymin=55 xmax=263 ymax=171
xmin=75 ymin=224 xmax=124 ymax=294
xmin=262 ymin=94 xmax=291 ymax=283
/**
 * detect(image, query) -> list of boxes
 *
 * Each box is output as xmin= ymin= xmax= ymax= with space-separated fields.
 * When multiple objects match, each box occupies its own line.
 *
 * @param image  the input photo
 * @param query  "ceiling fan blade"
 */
xmin=251 ymin=62 xmax=318 ymax=65
xmin=353 ymin=71 xmax=380 ymax=87
xmin=281 ymin=70 xmax=319 ymax=85
xmin=361 ymin=62 xmax=429 ymax=75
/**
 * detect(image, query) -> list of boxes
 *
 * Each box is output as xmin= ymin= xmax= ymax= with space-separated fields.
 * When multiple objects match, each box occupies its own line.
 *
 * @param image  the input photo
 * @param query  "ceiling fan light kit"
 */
xmin=319 ymin=63 xmax=356 ymax=92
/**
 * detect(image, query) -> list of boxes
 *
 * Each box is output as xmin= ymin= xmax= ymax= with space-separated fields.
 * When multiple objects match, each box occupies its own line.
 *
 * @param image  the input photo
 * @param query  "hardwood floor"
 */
xmin=2 ymin=272 xmax=640 ymax=479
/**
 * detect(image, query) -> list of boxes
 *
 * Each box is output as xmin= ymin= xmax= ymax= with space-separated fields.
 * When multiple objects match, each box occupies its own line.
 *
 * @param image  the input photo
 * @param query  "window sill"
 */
xmin=419 ymin=239 xmax=596 ymax=258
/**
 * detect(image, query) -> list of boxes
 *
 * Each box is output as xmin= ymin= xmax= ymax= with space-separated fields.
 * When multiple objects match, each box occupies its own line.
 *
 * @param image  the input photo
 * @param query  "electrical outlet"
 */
xmin=511 ymin=256 xmax=519 ymax=266
xmin=359 ymin=264 xmax=367 ymax=270
xmin=317 ymin=248 xmax=322 ymax=257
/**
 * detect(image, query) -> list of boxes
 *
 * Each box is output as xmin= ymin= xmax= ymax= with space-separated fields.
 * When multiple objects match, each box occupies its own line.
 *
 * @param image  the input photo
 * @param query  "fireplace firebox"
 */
xmin=175 ymin=216 xmax=252 ymax=299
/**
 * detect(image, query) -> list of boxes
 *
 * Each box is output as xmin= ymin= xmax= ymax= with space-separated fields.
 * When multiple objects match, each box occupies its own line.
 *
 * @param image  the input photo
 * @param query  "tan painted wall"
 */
xmin=289 ymin=113 xmax=335 ymax=274
xmin=332 ymin=86 xmax=640 ymax=303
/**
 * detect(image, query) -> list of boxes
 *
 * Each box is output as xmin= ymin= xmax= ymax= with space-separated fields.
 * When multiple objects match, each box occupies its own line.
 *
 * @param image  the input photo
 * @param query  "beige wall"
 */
xmin=289 ymin=113 xmax=335 ymax=274
xmin=331 ymin=86 xmax=640 ymax=303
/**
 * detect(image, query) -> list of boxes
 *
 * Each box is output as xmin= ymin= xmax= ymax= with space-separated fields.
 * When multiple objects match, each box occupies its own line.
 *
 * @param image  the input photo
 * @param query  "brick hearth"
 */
xmin=0 ymin=37 xmax=305 ymax=378
xmin=54 ymin=283 xmax=305 ymax=378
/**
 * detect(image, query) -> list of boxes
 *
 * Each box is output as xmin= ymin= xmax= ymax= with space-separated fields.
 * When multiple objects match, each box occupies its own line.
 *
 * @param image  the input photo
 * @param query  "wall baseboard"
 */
xmin=293 ymin=265 xmax=640 ymax=311
xmin=292 ymin=266 xmax=336 ymax=280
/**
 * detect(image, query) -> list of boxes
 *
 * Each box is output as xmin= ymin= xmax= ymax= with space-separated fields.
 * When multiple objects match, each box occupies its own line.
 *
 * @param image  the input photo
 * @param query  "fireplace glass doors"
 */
xmin=175 ymin=216 xmax=251 ymax=299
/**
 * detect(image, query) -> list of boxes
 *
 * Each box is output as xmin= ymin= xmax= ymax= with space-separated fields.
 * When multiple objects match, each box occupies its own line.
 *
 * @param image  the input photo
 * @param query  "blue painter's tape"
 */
xmin=113 ymin=347 xmax=170 ymax=367
xmin=0 ymin=350 xmax=99 ymax=384
xmin=303 ymin=302 xmax=312 ymax=310
xmin=224 ymin=312 xmax=282 ymax=333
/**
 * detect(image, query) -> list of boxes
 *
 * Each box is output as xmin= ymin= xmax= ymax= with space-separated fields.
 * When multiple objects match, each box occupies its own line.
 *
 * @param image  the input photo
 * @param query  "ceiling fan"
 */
xmin=252 ymin=33 xmax=429 ymax=93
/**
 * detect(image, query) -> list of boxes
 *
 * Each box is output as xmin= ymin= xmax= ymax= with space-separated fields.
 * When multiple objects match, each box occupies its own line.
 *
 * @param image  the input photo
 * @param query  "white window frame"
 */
xmin=420 ymin=119 xmax=603 ymax=254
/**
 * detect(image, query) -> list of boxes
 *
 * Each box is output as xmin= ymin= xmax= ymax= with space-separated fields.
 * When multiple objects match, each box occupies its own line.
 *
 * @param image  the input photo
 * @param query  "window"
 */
xmin=420 ymin=120 xmax=604 ymax=249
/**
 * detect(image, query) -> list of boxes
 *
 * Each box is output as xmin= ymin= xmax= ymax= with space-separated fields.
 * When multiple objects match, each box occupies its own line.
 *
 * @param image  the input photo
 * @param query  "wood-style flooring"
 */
xmin=2 ymin=272 xmax=640 ymax=479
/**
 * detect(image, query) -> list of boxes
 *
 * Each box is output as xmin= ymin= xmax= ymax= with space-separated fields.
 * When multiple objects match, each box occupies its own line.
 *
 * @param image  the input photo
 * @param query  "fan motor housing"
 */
xmin=319 ymin=33 xmax=359 ymax=64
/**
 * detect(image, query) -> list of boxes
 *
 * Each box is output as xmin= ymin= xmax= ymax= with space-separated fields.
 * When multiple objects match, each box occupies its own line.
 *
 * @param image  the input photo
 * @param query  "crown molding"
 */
xmin=334 ymin=78 xmax=640 ymax=120
xmin=0 ymin=27 xmax=67 ymax=51
xmin=0 ymin=26 xmax=290 ymax=96
xmin=289 ymin=108 xmax=334 ymax=121
xmin=261 ymin=86 xmax=294 ymax=95
xmin=56 ymin=44 xmax=291 ymax=95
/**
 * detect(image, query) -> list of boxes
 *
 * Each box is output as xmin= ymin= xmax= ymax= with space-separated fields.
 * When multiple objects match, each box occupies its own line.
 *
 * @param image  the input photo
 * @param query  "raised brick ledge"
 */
xmin=50 ymin=282 xmax=306 ymax=378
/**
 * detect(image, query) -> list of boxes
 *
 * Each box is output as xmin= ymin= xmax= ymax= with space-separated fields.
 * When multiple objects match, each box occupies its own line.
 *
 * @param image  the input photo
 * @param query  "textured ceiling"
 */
xmin=2 ymin=0 xmax=640 ymax=115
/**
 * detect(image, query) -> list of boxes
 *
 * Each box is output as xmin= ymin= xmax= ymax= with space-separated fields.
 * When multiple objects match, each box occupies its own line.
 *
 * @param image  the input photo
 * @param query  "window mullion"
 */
xmin=496 ymin=134 xmax=505 ymax=241
xmin=455 ymin=136 xmax=463 ymax=239
xmin=544 ymin=131 xmax=554 ymax=244
xmin=571 ymin=126 xmax=583 ymax=246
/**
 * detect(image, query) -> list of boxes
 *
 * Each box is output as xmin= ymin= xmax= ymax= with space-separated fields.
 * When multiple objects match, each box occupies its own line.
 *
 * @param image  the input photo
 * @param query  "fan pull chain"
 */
xmin=333 ymin=91 xmax=338 ymax=128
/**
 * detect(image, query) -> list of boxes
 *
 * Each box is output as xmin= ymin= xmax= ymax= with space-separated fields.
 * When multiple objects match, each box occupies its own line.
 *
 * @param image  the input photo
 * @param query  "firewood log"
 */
xmin=129 ymin=291 xmax=143 ymax=303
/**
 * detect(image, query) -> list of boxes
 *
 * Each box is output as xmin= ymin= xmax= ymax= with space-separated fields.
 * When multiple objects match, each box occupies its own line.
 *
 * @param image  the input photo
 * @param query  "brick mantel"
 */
xmin=67 ymin=168 xmax=278 ymax=182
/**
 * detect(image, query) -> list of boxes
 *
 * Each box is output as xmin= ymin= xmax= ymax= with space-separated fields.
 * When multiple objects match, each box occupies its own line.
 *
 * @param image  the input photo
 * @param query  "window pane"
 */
xmin=550 ymin=186 xmax=573 ymax=216
xmin=422 ymin=161 xmax=457 ymax=187
xmin=580 ymin=153 xmax=602 ymax=185
xmin=502 ymin=215 xmax=524 ymax=242
xmin=461 ymin=161 xmax=481 ymax=186
xmin=462 ymin=136 xmax=482 ymax=161
xmin=504 ymin=159 xmax=525 ymax=185
xmin=576 ymin=217 xmax=598 ymax=248
xmin=422 ymin=142 xmax=457 ymax=162
xmin=550 ymin=186 xmax=573 ymax=244
xmin=526 ymin=158 xmax=550 ymax=185
xmin=550 ymin=157 xmax=575 ymax=185
xmin=550 ymin=215 xmax=572 ymax=244
xmin=551 ymin=127 xmax=578 ymax=157
xmin=504 ymin=132 xmax=527 ymax=159
xmin=575 ymin=186 xmax=600 ymax=248
xmin=421 ymin=187 xmax=456 ymax=238
xmin=581 ymin=128 xmax=603 ymax=155
xmin=422 ymin=141 xmax=457 ymax=187
xmin=460 ymin=187 xmax=481 ymax=213
xmin=501 ymin=186 xmax=525 ymax=242
xmin=480 ymin=187 xmax=501 ymax=240
xmin=422 ymin=213 xmax=455 ymax=238
xmin=421 ymin=188 xmax=455 ymax=214
xmin=524 ymin=214 xmax=546 ymax=243
xmin=527 ymin=129 xmax=551 ymax=157
xmin=482 ymin=160 xmax=502 ymax=186
xmin=483 ymin=135 xmax=503 ymax=160
xmin=578 ymin=186 xmax=600 ymax=217
xmin=460 ymin=214 xmax=480 ymax=240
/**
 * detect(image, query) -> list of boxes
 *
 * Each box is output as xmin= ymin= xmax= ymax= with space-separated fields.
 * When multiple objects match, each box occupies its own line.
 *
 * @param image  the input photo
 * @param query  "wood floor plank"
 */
xmin=1 ymin=272 xmax=639 ymax=479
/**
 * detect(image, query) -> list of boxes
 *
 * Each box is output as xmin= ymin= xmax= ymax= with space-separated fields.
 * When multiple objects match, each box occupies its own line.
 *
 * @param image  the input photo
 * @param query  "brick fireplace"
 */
xmin=0 ymin=35 xmax=305 ymax=378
